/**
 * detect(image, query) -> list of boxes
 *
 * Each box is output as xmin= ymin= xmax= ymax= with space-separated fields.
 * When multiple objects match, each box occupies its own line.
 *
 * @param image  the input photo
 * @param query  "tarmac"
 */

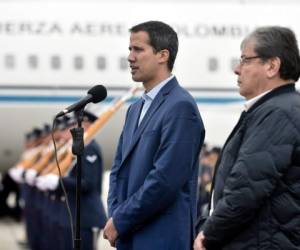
xmin=0 ymin=217 xmax=114 ymax=250
xmin=0 ymin=171 xmax=114 ymax=250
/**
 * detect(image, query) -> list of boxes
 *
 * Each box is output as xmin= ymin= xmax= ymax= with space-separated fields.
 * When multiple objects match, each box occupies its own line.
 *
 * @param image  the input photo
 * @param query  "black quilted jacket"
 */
xmin=202 ymin=84 xmax=300 ymax=250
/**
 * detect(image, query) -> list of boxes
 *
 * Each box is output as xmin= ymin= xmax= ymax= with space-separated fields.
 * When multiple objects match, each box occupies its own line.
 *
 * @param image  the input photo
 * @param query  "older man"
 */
xmin=194 ymin=26 xmax=300 ymax=250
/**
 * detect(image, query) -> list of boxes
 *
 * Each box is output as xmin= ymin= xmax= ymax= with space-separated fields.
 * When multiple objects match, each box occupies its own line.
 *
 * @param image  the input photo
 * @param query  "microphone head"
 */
xmin=88 ymin=85 xmax=107 ymax=103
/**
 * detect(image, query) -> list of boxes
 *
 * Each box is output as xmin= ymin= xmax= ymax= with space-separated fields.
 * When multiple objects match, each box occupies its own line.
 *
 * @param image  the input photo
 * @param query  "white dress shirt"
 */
xmin=138 ymin=75 xmax=174 ymax=125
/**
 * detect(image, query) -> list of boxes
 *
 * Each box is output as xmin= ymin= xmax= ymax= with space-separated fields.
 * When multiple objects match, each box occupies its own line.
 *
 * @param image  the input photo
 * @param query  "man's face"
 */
xmin=128 ymin=31 xmax=161 ymax=86
xmin=234 ymin=40 xmax=268 ymax=100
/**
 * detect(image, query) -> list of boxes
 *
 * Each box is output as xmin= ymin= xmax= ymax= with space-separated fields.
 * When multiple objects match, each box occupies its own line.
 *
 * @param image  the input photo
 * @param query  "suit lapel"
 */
xmin=120 ymin=77 xmax=178 ymax=167
xmin=128 ymin=98 xmax=144 ymax=143
xmin=133 ymin=93 xmax=165 ymax=138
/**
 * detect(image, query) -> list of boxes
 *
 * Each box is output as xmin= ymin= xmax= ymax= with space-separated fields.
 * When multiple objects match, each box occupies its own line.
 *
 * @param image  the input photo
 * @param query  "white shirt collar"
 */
xmin=244 ymin=90 xmax=271 ymax=112
xmin=142 ymin=75 xmax=174 ymax=101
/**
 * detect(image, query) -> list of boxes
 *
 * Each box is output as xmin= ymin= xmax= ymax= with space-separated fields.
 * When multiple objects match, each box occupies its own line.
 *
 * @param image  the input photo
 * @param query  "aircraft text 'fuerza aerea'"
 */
xmin=0 ymin=22 xmax=251 ymax=38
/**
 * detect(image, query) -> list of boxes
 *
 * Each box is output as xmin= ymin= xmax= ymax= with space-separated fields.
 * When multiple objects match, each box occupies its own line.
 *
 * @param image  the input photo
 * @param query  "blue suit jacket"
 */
xmin=108 ymin=78 xmax=205 ymax=250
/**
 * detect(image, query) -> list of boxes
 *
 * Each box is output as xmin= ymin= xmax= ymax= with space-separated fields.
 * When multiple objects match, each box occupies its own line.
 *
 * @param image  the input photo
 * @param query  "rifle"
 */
xmin=44 ymin=86 xmax=139 ymax=176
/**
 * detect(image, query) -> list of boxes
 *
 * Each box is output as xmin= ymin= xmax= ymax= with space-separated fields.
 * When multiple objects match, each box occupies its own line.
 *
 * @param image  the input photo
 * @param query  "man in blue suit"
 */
xmin=104 ymin=21 xmax=205 ymax=250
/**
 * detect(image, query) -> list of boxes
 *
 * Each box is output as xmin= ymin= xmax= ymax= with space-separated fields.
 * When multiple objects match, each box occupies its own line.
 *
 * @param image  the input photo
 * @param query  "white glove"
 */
xmin=25 ymin=169 xmax=38 ymax=186
xmin=35 ymin=176 xmax=48 ymax=191
xmin=45 ymin=174 xmax=59 ymax=191
xmin=8 ymin=167 xmax=24 ymax=184
xmin=36 ymin=174 xmax=59 ymax=191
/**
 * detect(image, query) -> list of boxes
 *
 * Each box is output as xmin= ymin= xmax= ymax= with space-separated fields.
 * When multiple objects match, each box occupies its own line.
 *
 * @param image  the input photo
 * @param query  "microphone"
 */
xmin=55 ymin=85 xmax=107 ymax=118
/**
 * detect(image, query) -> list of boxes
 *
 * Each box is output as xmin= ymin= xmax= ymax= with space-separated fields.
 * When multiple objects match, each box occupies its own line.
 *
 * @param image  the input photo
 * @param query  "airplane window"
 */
xmin=120 ymin=57 xmax=128 ymax=70
xmin=208 ymin=57 xmax=218 ymax=72
xmin=74 ymin=56 xmax=84 ymax=70
xmin=231 ymin=58 xmax=239 ymax=71
xmin=4 ymin=54 xmax=15 ymax=69
xmin=51 ymin=55 xmax=61 ymax=70
xmin=96 ymin=56 xmax=106 ymax=70
xmin=28 ymin=55 xmax=38 ymax=69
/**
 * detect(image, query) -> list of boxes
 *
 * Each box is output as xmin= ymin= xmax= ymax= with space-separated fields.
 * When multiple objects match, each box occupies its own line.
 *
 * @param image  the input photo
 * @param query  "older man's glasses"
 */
xmin=239 ymin=56 xmax=262 ymax=66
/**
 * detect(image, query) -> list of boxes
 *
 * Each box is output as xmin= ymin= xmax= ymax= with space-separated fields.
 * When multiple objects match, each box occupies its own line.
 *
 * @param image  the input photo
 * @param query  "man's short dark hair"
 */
xmin=243 ymin=26 xmax=300 ymax=81
xmin=130 ymin=21 xmax=178 ymax=71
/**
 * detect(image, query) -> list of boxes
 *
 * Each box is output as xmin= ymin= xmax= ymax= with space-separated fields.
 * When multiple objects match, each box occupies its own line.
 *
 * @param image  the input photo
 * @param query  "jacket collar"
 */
xmin=247 ymin=83 xmax=296 ymax=113
xmin=120 ymin=77 xmax=179 ymax=167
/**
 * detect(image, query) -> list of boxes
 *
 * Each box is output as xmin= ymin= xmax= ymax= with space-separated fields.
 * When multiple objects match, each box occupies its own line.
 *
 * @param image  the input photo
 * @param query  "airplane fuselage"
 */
xmin=1 ymin=1 xmax=299 ymax=170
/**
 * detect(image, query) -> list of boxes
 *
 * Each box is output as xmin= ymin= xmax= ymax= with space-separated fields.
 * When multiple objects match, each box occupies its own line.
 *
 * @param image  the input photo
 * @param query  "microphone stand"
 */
xmin=70 ymin=108 xmax=85 ymax=250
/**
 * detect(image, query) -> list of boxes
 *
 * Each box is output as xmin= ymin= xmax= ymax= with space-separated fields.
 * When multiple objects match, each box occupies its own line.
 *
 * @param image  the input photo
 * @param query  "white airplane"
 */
xmin=0 ymin=0 xmax=299 ymax=171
